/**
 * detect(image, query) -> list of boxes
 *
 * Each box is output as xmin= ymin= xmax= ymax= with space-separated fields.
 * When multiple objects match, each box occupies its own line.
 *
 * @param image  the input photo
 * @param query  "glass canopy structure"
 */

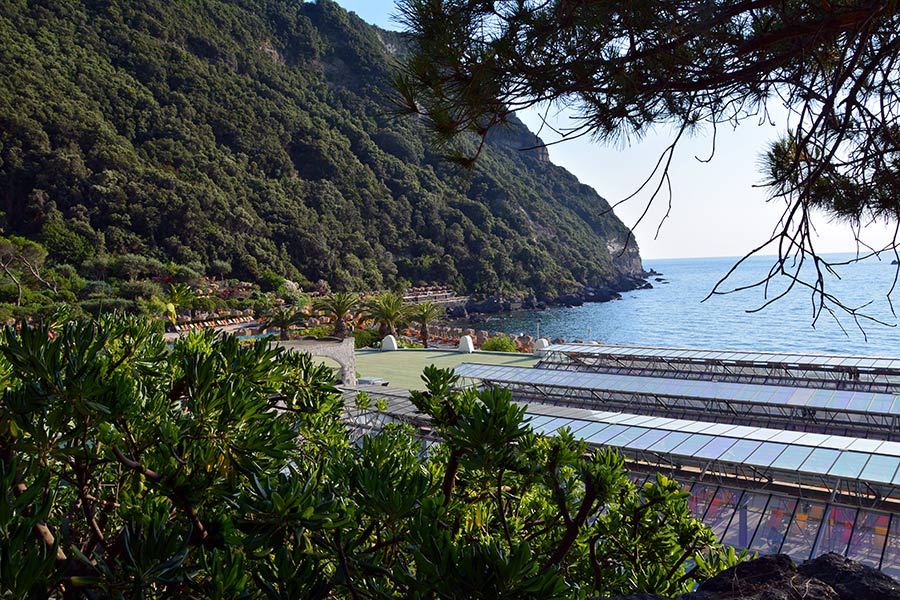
xmin=452 ymin=363 xmax=900 ymax=439
xmin=540 ymin=344 xmax=900 ymax=393
xmin=344 ymin=342 xmax=900 ymax=574
xmin=344 ymin=389 xmax=900 ymax=576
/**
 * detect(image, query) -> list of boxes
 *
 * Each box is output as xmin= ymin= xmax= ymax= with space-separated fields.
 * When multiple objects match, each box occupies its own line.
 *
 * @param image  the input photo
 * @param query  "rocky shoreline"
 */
xmin=599 ymin=552 xmax=900 ymax=600
xmin=447 ymin=270 xmax=660 ymax=320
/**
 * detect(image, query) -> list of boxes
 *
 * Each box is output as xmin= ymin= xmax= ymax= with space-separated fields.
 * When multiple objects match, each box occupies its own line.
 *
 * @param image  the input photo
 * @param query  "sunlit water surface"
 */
xmin=485 ymin=254 xmax=900 ymax=356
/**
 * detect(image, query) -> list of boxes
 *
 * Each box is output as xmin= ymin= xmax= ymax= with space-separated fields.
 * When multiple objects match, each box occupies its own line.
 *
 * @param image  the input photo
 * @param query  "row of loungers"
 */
xmin=173 ymin=315 xmax=255 ymax=332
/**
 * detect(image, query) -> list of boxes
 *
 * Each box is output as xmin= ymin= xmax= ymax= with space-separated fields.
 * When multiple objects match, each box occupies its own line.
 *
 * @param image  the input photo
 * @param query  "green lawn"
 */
xmin=353 ymin=348 xmax=538 ymax=390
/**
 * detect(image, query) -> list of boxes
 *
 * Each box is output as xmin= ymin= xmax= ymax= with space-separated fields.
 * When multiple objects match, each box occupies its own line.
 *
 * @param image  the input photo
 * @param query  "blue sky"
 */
xmin=333 ymin=0 xmax=894 ymax=260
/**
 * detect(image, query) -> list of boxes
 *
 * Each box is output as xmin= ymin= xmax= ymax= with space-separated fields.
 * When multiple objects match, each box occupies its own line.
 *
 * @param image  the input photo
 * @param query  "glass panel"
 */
xmin=860 ymin=454 xmax=900 ymax=485
xmin=641 ymin=416 xmax=676 ymax=429
xmin=746 ymin=442 xmax=788 ymax=468
xmin=688 ymin=484 xmax=717 ymax=520
xmin=786 ymin=388 xmax=815 ymax=407
xmin=744 ymin=428 xmax=782 ymax=442
xmin=694 ymin=437 xmax=739 ymax=460
xmin=819 ymin=435 xmax=854 ymax=450
xmin=722 ymin=492 xmax=769 ymax=549
xmin=771 ymin=446 xmax=814 ymax=471
xmin=532 ymin=418 xmax=573 ymax=435
xmin=526 ymin=415 xmax=554 ymax=429
xmin=881 ymin=516 xmax=900 ymax=579
xmin=718 ymin=439 xmax=763 ymax=463
xmin=880 ymin=441 xmax=900 ymax=458
xmin=809 ymin=389 xmax=834 ymax=408
xmin=799 ymin=432 xmax=831 ymax=447
xmin=624 ymin=428 xmax=670 ymax=451
xmin=605 ymin=427 xmax=651 ymax=447
xmin=619 ymin=414 xmax=657 ymax=426
xmin=726 ymin=425 xmax=759 ymax=439
xmin=672 ymin=434 xmax=716 ymax=456
xmin=799 ymin=448 xmax=841 ymax=475
xmin=781 ymin=501 xmax=827 ymax=562
xmin=847 ymin=510 xmax=890 ymax=568
xmin=647 ymin=431 xmax=692 ymax=453
xmin=826 ymin=393 xmax=853 ymax=410
xmin=868 ymin=395 xmax=893 ymax=414
xmin=771 ymin=430 xmax=805 ymax=444
xmin=700 ymin=423 xmax=737 ymax=436
xmin=828 ymin=452 xmax=871 ymax=479
xmin=679 ymin=421 xmax=717 ymax=433
xmin=573 ymin=422 xmax=611 ymax=441
xmin=813 ymin=506 xmax=857 ymax=557
xmin=848 ymin=438 xmax=884 ymax=453
xmin=566 ymin=420 xmax=595 ymax=436
xmin=750 ymin=496 xmax=797 ymax=554
xmin=705 ymin=488 xmax=743 ymax=540
xmin=586 ymin=424 xmax=628 ymax=445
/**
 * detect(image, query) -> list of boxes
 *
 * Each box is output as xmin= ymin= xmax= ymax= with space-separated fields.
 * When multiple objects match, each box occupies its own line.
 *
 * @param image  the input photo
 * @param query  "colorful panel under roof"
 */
xmin=453 ymin=363 xmax=900 ymax=416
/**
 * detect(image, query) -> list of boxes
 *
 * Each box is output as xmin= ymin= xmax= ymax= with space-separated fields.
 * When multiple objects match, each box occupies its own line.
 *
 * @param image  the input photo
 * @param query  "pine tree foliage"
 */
xmin=395 ymin=0 xmax=900 ymax=319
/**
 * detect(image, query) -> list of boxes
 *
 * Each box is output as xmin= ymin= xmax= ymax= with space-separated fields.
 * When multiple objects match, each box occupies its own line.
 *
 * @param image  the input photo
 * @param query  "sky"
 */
xmin=333 ymin=0 xmax=895 ymax=260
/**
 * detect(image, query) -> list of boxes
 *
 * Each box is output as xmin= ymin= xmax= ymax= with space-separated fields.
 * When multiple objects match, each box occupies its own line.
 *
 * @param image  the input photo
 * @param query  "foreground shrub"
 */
xmin=0 ymin=316 xmax=742 ymax=597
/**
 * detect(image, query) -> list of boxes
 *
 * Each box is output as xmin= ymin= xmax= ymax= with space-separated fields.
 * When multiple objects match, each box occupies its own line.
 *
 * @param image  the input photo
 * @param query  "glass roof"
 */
xmin=545 ymin=343 xmax=900 ymax=373
xmin=366 ymin=394 xmax=900 ymax=489
xmin=454 ymin=363 xmax=897 ymax=416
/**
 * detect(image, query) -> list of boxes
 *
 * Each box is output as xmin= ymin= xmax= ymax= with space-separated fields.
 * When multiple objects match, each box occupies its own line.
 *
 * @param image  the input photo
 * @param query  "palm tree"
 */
xmin=166 ymin=282 xmax=196 ymax=324
xmin=313 ymin=292 xmax=359 ymax=339
xmin=262 ymin=306 xmax=307 ymax=341
xmin=408 ymin=301 xmax=444 ymax=348
xmin=363 ymin=292 xmax=409 ymax=340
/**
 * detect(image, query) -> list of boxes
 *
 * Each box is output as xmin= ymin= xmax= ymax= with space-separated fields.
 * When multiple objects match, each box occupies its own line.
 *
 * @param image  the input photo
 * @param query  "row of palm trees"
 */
xmin=262 ymin=292 xmax=445 ymax=347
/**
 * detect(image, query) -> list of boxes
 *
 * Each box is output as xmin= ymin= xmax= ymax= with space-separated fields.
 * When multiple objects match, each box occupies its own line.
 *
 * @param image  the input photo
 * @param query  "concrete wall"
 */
xmin=278 ymin=338 xmax=357 ymax=386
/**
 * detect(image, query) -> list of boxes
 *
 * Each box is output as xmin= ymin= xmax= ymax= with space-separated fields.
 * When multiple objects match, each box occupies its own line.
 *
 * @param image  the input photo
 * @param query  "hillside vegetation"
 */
xmin=0 ymin=0 xmax=641 ymax=299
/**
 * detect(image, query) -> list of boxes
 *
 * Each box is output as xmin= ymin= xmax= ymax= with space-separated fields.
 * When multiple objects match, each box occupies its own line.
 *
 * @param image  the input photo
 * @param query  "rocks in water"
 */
xmin=446 ymin=304 xmax=468 ymax=319
xmin=465 ymin=297 xmax=503 ymax=314
xmin=584 ymin=287 xmax=621 ymax=302
xmin=596 ymin=553 xmax=900 ymax=600
xmin=554 ymin=293 xmax=584 ymax=307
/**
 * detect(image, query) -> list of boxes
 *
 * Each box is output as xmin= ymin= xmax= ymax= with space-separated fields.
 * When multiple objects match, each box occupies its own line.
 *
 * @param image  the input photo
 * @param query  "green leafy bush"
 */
xmin=353 ymin=327 xmax=380 ymax=348
xmin=0 ymin=316 xmax=743 ymax=597
xmin=480 ymin=334 xmax=519 ymax=352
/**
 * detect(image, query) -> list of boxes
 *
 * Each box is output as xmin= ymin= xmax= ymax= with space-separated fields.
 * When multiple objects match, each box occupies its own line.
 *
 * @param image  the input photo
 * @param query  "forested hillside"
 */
xmin=0 ymin=0 xmax=642 ymax=298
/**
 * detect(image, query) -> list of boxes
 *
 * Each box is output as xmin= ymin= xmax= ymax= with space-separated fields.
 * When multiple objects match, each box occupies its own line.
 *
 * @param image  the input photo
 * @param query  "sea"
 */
xmin=485 ymin=253 xmax=900 ymax=357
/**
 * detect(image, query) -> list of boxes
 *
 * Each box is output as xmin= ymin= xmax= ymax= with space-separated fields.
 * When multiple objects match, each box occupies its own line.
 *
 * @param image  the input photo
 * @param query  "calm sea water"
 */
xmin=487 ymin=253 xmax=900 ymax=356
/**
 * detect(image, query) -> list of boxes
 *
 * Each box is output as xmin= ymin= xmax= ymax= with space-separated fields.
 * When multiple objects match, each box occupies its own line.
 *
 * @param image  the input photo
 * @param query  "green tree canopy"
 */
xmin=362 ymin=292 xmax=409 ymax=339
xmin=408 ymin=300 xmax=444 ymax=347
xmin=262 ymin=305 xmax=308 ymax=341
xmin=313 ymin=291 xmax=360 ymax=339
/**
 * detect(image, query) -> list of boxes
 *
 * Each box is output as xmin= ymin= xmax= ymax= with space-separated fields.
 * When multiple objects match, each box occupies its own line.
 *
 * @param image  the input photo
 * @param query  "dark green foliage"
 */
xmin=0 ymin=0 xmax=639 ymax=298
xmin=480 ymin=334 xmax=519 ymax=352
xmin=353 ymin=327 xmax=381 ymax=348
xmin=0 ymin=317 xmax=743 ymax=597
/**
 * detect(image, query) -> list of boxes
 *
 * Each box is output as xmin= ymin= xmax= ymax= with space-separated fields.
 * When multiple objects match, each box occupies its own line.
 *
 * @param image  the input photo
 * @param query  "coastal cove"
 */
xmin=481 ymin=253 xmax=900 ymax=356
